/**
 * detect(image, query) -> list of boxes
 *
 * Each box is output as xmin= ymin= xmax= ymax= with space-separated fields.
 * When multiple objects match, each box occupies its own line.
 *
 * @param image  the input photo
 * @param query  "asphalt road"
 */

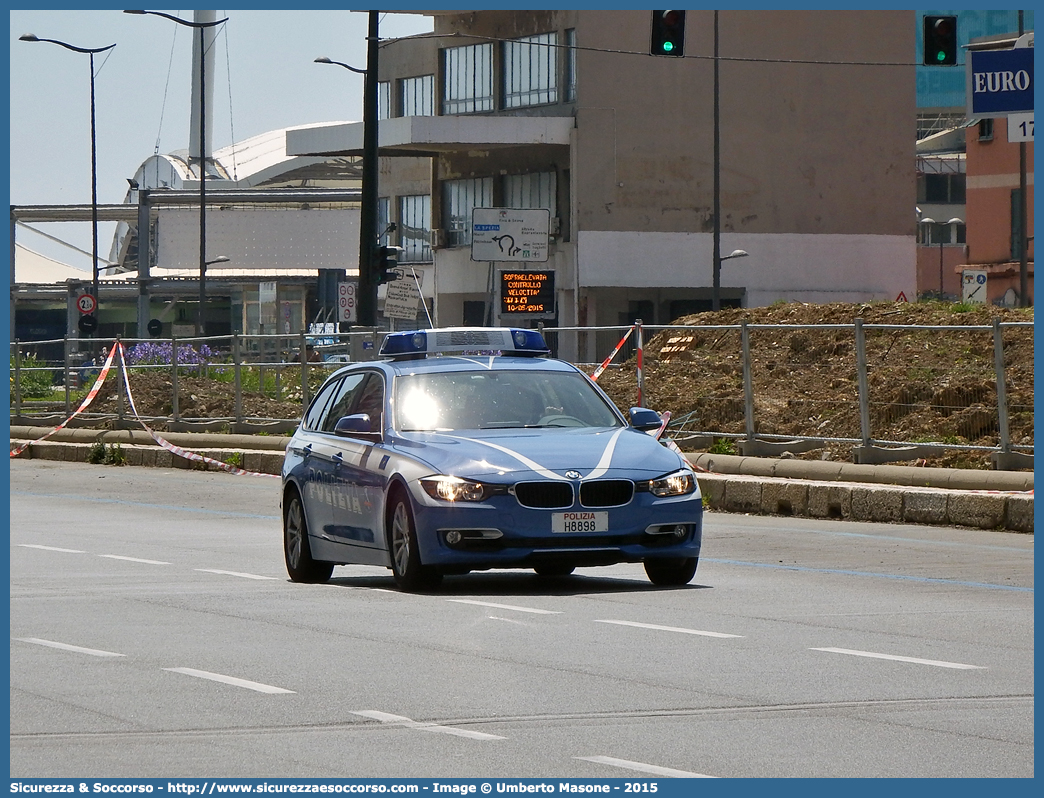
xmin=9 ymin=460 xmax=1034 ymax=779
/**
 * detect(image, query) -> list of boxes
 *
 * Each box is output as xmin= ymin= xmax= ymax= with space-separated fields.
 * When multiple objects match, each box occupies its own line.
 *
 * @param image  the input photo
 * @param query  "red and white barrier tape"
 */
xmin=590 ymin=326 xmax=633 ymax=381
xmin=10 ymin=345 xmax=119 ymax=458
xmin=636 ymin=321 xmax=644 ymax=408
xmin=112 ymin=342 xmax=278 ymax=478
xmin=12 ymin=342 xmax=279 ymax=478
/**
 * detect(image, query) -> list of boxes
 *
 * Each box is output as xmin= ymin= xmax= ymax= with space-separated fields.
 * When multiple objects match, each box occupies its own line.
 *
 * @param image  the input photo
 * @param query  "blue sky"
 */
xmin=9 ymin=9 xmax=434 ymax=269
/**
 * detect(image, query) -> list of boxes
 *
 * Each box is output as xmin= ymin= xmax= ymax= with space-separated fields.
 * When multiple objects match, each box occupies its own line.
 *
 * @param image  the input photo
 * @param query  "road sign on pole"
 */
xmin=76 ymin=293 xmax=97 ymax=315
xmin=337 ymin=281 xmax=358 ymax=324
xmin=967 ymin=46 xmax=1034 ymax=117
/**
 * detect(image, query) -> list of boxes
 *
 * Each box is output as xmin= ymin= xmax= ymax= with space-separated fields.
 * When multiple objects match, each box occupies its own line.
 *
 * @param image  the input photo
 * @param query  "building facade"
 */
xmin=289 ymin=9 xmax=916 ymax=356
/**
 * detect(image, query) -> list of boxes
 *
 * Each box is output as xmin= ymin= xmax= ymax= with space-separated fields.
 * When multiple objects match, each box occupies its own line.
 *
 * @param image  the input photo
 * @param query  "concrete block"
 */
xmin=261 ymin=453 xmax=285 ymax=475
xmin=723 ymin=479 xmax=761 ymax=513
xmin=760 ymin=480 xmax=809 ymax=516
xmin=851 ymin=486 xmax=903 ymax=523
xmin=243 ymin=451 xmax=264 ymax=473
xmin=807 ymin=484 xmax=852 ymax=519
xmin=1006 ymin=494 xmax=1034 ymax=533
xmin=947 ymin=492 xmax=1007 ymax=529
xmin=124 ymin=446 xmax=144 ymax=467
xmin=902 ymin=490 xmax=950 ymax=526
xmin=696 ymin=475 xmax=726 ymax=509
xmin=153 ymin=449 xmax=174 ymax=469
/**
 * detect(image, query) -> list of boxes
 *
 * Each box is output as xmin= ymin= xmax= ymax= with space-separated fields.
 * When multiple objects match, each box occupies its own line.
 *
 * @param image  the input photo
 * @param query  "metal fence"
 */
xmin=542 ymin=319 xmax=1034 ymax=469
xmin=10 ymin=319 xmax=1035 ymax=469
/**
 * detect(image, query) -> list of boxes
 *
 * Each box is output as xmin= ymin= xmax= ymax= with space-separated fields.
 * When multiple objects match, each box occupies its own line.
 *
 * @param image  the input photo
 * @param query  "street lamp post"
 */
xmin=124 ymin=10 xmax=228 ymax=337
xmin=921 ymin=217 xmax=963 ymax=297
xmin=19 ymin=33 xmax=115 ymax=338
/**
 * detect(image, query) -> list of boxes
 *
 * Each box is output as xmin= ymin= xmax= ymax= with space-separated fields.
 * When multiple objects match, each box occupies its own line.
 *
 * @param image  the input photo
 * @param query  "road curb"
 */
xmin=10 ymin=433 xmax=1033 ymax=533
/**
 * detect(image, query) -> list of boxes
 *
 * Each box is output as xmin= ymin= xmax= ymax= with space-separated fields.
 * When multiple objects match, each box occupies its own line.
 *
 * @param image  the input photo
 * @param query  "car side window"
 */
xmin=302 ymin=377 xmax=342 ymax=431
xmin=319 ymin=373 xmax=368 ymax=433
xmin=353 ymin=373 xmax=386 ymax=432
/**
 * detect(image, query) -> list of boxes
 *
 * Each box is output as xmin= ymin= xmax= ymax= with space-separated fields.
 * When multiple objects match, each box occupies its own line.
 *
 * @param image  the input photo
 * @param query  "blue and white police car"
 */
xmin=281 ymin=327 xmax=703 ymax=590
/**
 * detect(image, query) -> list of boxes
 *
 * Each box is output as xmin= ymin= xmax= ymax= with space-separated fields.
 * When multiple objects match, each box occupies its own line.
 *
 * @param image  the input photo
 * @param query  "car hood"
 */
xmin=388 ymin=426 xmax=687 ymax=481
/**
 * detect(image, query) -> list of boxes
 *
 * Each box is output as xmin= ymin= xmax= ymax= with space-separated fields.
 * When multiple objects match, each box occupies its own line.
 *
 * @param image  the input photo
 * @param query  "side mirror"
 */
xmin=628 ymin=407 xmax=663 ymax=431
xmin=333 ymin=413 xmax=382 ymax=442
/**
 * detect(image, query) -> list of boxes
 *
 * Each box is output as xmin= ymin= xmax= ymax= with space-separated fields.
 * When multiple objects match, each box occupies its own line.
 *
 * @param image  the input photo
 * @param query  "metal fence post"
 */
xmin=741 ymin=320 xmax=755 ymax=442
xmin=854 ymin=318 xmax=871 ymax=448
xmin=63 ymin=335 xmax=71 ymax=418
xmin=115 ymin=337 xmax=125 ymax=422
xmin=233 ymin=333 xmax=243 ymax=424
xmin=299 ymin=330 xmax=308 ymax=407
xmin=170 ymin=334 xmax=180 ymax=422
xmin=993 ymin=318 xmax=1011 ymax=455
xmin=635 ymin=318 xmax=644 ymax=407
xmin=13 ymin=339 xmax=22 ymax=417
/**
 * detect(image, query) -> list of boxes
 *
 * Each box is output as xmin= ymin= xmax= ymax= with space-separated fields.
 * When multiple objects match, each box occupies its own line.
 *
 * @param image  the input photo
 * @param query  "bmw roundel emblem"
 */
xmin=565 ymin=470 xmax=581 ymax=480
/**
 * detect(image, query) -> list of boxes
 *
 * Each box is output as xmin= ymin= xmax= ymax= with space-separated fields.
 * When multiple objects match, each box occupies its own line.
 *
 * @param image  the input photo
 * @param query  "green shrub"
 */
xmin=708 ymin=438 xmax=737 ymax=455
xmin=11 ymin=354 xmax=55 ymax=399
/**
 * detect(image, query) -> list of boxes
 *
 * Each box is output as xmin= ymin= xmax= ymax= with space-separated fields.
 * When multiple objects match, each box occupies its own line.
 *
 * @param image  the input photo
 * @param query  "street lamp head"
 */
xmin=19 ymin=34 xmax=40 ymax=42
xmin=205 ymin=256 xmax=230 ymax=266
xmin=123 ymin=10 xmax=146 ymax=15
xmin=314 ymin=56 xmax=333 ymax=64
xmin=724 ymin=249 xmax=749 ymax=260
xmin=947 ymin=217 xmax=964 ymax=226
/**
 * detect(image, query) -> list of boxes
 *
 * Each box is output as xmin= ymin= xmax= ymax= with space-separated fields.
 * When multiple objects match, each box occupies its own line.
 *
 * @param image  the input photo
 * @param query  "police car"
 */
xmin=281 ymin=327 xmax=703 ymax=591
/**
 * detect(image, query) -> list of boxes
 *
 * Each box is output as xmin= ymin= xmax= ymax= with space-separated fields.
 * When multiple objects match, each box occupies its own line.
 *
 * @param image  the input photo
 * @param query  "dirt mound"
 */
xmin=591 ymin=301 xmax=1033 ymax=470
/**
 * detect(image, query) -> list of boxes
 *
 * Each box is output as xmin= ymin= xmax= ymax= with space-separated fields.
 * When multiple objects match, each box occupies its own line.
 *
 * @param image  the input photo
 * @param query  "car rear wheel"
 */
xmin=283 ymin=489 xmax=333 ymax=583
xmin=644 ymin=557 xmax=698 ymax=586
xmin=388 ymin=492 xmax=442 ymax=592
xmin=534 ymin=564 xmax=576 ymax=577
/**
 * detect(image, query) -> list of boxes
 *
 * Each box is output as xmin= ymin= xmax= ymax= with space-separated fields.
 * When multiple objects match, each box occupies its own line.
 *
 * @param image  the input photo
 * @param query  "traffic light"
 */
xmin=651 ymin=10 xmax=685 ymax=56
xmin=374 ymin=245 xmax=403 ymax=285
xmin=923 ymin=15 xmax=958 ymax=66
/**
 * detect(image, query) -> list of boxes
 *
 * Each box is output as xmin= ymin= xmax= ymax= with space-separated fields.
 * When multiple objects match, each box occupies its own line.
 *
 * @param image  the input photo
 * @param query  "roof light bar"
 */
xmin=379 ymin=327 xmax=549 ymax=359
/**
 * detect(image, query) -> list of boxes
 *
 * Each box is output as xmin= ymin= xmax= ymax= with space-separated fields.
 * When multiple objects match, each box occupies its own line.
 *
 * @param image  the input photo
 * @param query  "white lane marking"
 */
xmin=352 ymin=710 xmax=504 ymax=740
xmin=163 ymin=667 xmax=295 ymax=694
xmin=195 ymin=569 xmax=279 ymax=581
xmin=577 ymin=756 xmax=717 ymax=778
xmin=447 ymin=599 xmax=561 ymax=615
xmin=99 ymin=554 xmax=171 ymax=565
xmin=18 ymin=544 xmax=85 ymax=554
xmin=15 ymin=638 xmax=125 ymax=658
xmin=811 ymin=647 xmax=986 ymax=670
xmin=595 ymin=619 xmax=743 ymax=638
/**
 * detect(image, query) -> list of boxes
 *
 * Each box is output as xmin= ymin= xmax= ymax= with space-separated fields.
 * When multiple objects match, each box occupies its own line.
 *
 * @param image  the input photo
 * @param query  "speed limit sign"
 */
xmin=76 ymin=293 xmax=97 ymax=314
xmin=337 ymin=281 xmax=357 ymax=323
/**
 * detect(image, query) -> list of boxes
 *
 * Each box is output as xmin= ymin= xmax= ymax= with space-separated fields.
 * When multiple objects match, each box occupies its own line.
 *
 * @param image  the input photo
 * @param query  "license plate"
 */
xmin=552 ymin=511 xmax=609 ymax=533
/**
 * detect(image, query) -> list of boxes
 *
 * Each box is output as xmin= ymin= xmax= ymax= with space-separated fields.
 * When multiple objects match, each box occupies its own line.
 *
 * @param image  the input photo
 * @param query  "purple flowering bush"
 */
xmin=124 ymin=342 xmax=217 ymax=367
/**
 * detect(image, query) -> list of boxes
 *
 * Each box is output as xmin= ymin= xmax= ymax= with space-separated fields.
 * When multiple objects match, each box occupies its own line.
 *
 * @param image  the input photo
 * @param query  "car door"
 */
xmin=324 ymin=371 xmax=389 ymax=565
xmin=299 ymin=372 xmax=368 ymax=563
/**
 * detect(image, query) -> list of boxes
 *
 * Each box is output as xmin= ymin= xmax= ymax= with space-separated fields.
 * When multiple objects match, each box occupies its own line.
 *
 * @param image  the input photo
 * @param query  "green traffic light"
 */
xmin=663 ymin=41 xmax=674 ymax=52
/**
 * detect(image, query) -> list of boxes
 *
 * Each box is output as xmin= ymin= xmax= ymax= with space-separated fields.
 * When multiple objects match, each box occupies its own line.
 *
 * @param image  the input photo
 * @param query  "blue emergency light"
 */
xmin=379 ymin=327 xmax=549 ymax=359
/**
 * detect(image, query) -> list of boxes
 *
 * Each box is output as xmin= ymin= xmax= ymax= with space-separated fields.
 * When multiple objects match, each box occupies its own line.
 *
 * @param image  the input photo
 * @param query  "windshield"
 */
xmin=394 ymin=369 xmax=623 ymax=431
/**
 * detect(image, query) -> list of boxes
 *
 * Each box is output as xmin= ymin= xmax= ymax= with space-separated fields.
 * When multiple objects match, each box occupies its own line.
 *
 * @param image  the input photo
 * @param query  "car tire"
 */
xmin=643 ymin=557 xmax=698 ymax=586
xmin=387 ymin=490 xmax=442 ymax=592
xmin=534 ymin=564 xmax=576 ymax=577
xmin=283 ymin=489 xmax=334 ymax=584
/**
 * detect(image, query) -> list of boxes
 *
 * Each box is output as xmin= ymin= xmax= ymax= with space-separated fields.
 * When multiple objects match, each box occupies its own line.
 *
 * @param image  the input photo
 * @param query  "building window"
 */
xmin=504 ymin=32 xmax=558 ymax=108
xmin=399 ymin=195 xmax=432 ymax=262
xmin=401 ymin=74 xmax=434 ymax=116
xmin=565 ymin=29 xmax=577 ymax=102
xmin=918 ymin=173 xmax=966 ymax=204
xmin=978 ymin=118 xmax=994 ymax=142
xmin=378 ymin=81 xmax=391 ymax=120
xmin=443 ymin=43 xmax=493 ymax=115
xmin=443 ymin=177 xmax=493 ymax=247
xmin=377 ymin=197 xmax=391 ymax=245
xmin=504 ymin=171 xmax=557 ymax=217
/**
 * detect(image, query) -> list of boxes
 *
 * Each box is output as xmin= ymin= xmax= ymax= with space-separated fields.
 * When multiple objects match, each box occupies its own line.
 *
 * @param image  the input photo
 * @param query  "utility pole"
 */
xmin=358 ymin=10 xmax=379 ymax=326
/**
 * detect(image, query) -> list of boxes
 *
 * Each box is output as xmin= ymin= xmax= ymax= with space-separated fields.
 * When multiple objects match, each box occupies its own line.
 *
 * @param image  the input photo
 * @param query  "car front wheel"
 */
xmin=283 ymin=489 xmax=333 ymax=584
xmin=644 ymin=557 xmax=698 ymax=586
xmin=388 ymin=491 xmax=442 ymax=592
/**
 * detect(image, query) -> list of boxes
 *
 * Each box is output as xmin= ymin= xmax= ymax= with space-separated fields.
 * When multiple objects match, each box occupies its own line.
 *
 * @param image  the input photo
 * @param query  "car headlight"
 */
xmin=420 ymin=476 xmax=489 ymax=502
xmin=647 ymin=469 xmax=696 ymax=497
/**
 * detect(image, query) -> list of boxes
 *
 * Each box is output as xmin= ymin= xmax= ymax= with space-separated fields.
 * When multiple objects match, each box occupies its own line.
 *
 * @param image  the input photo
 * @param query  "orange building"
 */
xmin=964 ymin=115 xmax=1034 ymax=305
